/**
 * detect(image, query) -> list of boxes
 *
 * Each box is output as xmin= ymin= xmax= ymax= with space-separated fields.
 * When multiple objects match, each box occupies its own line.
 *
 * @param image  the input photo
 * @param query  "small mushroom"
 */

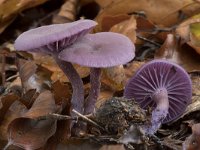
xmin=14 ymin=19 xmax=97 ymax=115
xmin=183 ymin=123 xmax=200 ymax=150
xmin=124 ymin=60 xmax=192 ymax=134
xmin=59 ymin=32 xmax=135 ymax=114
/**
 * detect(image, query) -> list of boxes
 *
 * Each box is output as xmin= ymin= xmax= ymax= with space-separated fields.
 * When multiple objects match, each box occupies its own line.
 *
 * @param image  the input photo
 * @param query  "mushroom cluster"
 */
xmin=124 ymin=60 xmax=192 ymax=134
xmin=14 ymin=19 xmax=135 ymax=118
xmin=59 ymin=32 xmax=135 ymax=114
xmin=14 ymin=19 xmax=97 ymax=116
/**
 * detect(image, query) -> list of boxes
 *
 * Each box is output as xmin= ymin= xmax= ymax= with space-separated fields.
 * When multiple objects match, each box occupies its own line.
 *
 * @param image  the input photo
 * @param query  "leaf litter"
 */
xmin=0 ymin=0 xmax=200 ymax=150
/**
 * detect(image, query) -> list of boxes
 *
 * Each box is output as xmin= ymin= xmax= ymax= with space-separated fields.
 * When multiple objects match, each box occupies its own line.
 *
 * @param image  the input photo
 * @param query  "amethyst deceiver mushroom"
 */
xmin=59 ymin=32 xmax=135 ymax=114
xmin=14 ymin=19 xmax=97 ymax=115
xmin=124 ymin=60 xmax=192 ymax=134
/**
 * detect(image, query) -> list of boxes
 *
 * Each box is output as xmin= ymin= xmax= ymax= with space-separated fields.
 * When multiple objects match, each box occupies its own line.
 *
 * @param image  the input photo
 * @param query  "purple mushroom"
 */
xmin=124 ymin=60 xmax=192 ymax=134
xmin=59 ymin=32 xmax=135 ymax=115
xmin=14 ymin=19 xmax=97 ymax=115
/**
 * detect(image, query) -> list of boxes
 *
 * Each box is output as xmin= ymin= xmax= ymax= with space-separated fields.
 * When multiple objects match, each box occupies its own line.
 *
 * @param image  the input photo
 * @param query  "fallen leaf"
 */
xmin=0 ymin=0 xmax=48 ymax=33
xmin=101 ymin=65 xmax=126 ymax=91
xmin=155 ymin=34 xmax=200 ymax=72
xmin=95 ymin=0 xmax=200 ymax=32
xmin=20 ymin=89 xmax=39 ymax=108
xmin=18 ymin=59 xmax=51 ymax=92
xmin=51 ymin=81 xmax=71 ymax=105
xmin=125 ymin=61 xmax=146 ymax=82
xmin=0 ymin=93 xmax=20 ymax=123
xmin=52 ymin=0 xmax=79 ymax=24
xmin=101 ymin=14 xmax=130 ymax=31
xmin=176 ymin=13 xmax=200 ymax=54
xmin=110 ymin=15 xmax=137 ymax=43
xmin=0 ymin=101 xmax=27 ymax=141
xmin=6 ymin=90 xmax=59 ymax=150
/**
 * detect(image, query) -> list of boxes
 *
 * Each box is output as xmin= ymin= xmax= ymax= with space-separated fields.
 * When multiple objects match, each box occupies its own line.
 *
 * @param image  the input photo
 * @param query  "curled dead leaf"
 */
xmin=18 ymin=59 xmax=51 ymax=92
xmin=0 ymin=93 xmax=20 ymax=123
xmin=0 ymin=101 xmax=27 ymax=141
xmin=6 ymin=90 xmax=59 ymax=149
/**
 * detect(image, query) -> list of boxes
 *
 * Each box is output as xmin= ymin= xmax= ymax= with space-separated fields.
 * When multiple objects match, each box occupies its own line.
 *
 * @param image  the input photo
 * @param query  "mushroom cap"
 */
xmin=58 ymin=32 xmax=135 ymax=68
xmin=124 ymin=60 xmax=192 ymax=123
xmin=14 ymin=19 xmax=97 ymax=51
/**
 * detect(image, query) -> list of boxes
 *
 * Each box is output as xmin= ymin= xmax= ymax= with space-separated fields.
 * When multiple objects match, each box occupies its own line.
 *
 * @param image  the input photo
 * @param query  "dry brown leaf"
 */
xmin=0 ymin=93 xmax=20 ymax=123
xmin=125 ymin=61 xmax=146 ymax=82
xmin=24 ymin=90 xmax=58 ymax=118
xmin=18 ymin=59 xmax=51 ymax=92
xmin=6 ymin=90 xmax=58 ymax=150
xmin=110 ymin=15 xmax=137 ymax=43
xmin=0 ymin=0 xmax=48 ymax=33
xmin=155 ymin=34 xmax=200 ymax=72
xmin=101 ymin=65 xmax=126 ymax=91
xmin=101 ymin=14 xmax=130 ymax=31
xmin=53 ymin=0 xmax=79 ymax=24
xmin=51 ymin=81 xmax=71 ymax=105
xmin=95 ymin=0 xmax=200 ymax=32
xmin=20 ymin=89 xmax=39 ymax=108
xmin=0 ymin=101 xmax=27 ymax=141
xmin=43 ymin=84 xmax=71 ymax=149
xmin=18 ymin=59 xmax=37 ymax=90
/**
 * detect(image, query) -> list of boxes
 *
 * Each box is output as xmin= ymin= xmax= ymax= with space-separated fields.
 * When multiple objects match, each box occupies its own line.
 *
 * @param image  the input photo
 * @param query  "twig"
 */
xmin=6 ymin=73 xmax=19 ymax=82
xmin=37 ymin=113 xmax=76 ymax=121
xmin=136 ymin=35 xmax=161 ymax=47
xmin=37 ymin=111 xmax=106 ymax=131
xmin=72 ymin=109 xmax=105 ymax=131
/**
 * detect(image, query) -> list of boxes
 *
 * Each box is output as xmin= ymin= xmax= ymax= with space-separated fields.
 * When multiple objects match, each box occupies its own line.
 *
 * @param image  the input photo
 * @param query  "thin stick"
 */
xmin=6 ymin=73 xmax=19 ymax=82
xmin=137 ymin=35 xmax=161 ymax=47
xmin=37 ymin=113 xmax=76 ymax=121
xmin=72 ymin=109 xmax=105 ymax=131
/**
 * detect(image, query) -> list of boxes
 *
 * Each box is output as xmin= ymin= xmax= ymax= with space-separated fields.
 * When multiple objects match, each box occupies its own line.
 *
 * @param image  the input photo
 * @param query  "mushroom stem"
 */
xmin=145 ymin=88 xmax=169 ymax=135
xmin=84 ymin=67 xmax=101 ymax=115
xmin=53 ymin=55 xmax=84 ymax=115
